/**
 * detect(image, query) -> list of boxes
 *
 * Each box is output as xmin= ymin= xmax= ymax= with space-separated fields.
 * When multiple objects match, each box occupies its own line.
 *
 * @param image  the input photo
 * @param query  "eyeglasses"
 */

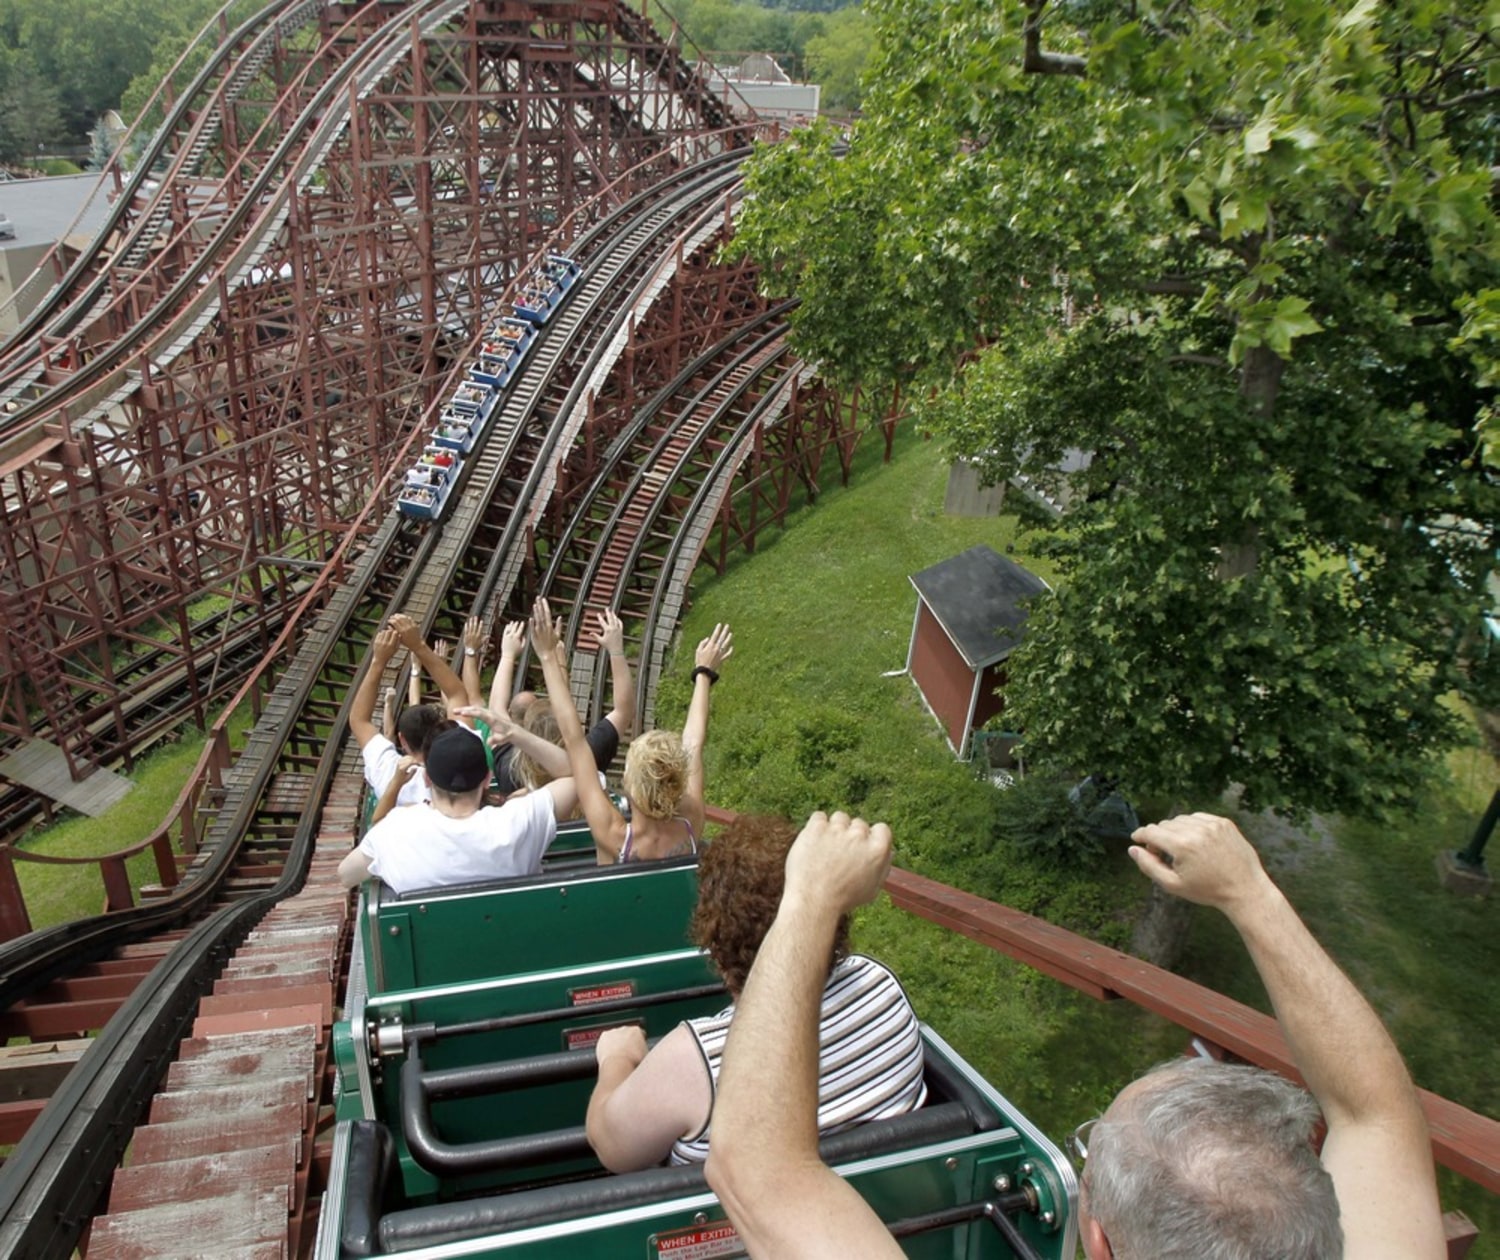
xmin=1067 ymin=1116 xmax=1099 ymax=1167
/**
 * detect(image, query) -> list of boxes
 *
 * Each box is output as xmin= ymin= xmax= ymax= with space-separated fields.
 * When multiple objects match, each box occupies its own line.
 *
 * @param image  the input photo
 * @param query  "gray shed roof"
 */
xmin=908 ymin=544 xmax=1048 ymax=670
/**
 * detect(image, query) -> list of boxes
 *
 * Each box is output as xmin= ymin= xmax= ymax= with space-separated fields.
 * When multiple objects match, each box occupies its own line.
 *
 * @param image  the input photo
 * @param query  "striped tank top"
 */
xmin=669 ymin=954 xmax=926 ymax=1164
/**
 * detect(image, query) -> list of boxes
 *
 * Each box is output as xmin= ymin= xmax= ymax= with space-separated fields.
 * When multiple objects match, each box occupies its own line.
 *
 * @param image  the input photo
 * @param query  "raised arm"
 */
xmin=705 ymin=811 xmax=903 ymax=1259
xmin=679 ymin=624 xmax=732 ymax=834
xmin=390 ymin=613 xmax=469 ymax=715
xmin=338 ymin=847 xmax=374 ymax=888
xmin=530 ymin=599 xmax=626 ymax=857
xmin=594 ymin=609 xmax=635 ymax=737
xmin=1128 ymin=814 xmax=1444 ymax=1260
xmin=457 ymin=705 xmax=571 ymax=785
xmin=488 ymin=620 xmax=526 ymax=715
xmin=350 ymin=627 xmax=401 ymax=748
xmin=460 ymin=616 xmax=488 ymax=708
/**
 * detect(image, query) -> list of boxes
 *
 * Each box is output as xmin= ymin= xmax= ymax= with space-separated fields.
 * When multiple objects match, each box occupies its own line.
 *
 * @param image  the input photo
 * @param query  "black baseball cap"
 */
xmin=425 ymin=727 xmax=490 ymax=792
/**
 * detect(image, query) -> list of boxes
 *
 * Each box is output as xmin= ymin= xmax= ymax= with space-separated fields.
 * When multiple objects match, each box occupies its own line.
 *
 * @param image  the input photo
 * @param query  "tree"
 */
xmin=733 ymin=0 xmax=1500 ymax=818
xmin=0 ymin=0 xmax=218 ymax=144
xmin=0 ymin=48 xmax=64 ymax=164
xmin=803 ymin=6 xmax=872 ymax=112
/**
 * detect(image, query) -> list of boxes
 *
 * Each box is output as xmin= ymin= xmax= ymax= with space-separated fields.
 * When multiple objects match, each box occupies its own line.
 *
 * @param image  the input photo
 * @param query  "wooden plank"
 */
xmin=0 ymin=739 xmax=133 ymax=815
xmin=198 ymin=983 xmax=331 ymax=1025
xmin=149 ymin=1076 xmax=307 ymax=1125
xmin=167 ymin=1029 xmax=316 ymax=1099
xmin=884 ymin=866 xmax=1500 ymax=1195
xmin=88 ymin=1184 xmax=287 ymax=1259
xmin=0 ymin=1098 xmax=47 ymax=1144
xmin=128 ymin=1104 xmax=304 ymax=1165
xmin=108 ymin=1142 xmax=297 ymax=1213
xmin=0 ymin=997 xmax=122 ymax=1040
xmin=192 ymin=1003 xmax=326 ymax=1041
xmin=0 ymin=1037 xmax=90 ymax=1100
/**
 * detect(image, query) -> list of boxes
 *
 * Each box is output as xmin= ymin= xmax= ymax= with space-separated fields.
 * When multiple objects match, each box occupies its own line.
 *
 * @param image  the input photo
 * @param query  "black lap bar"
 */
xmin=377 ymin=1101 xmax=980 ymax=1253
xmin=400 ymin=1037 xmax=1004 ymax=1181
xmin=401 ymin=1048 xmax=599 ymax=1175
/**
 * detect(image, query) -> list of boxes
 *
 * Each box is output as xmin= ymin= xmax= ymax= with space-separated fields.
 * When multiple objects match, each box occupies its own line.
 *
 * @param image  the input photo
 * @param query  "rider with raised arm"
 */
xmin=705 ymin=811 xmax=1445 ymax=1260
xmin=530 ymin=598 xmax=731 ymax=863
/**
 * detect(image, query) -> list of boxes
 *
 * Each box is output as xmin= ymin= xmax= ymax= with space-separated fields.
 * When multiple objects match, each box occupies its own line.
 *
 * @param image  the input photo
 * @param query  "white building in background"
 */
xmin=708 ymin=54 xmax=820 ymax=121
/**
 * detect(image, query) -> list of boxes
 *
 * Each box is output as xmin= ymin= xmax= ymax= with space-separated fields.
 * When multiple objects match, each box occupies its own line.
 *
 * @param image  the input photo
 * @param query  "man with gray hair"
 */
xmin=705 ymin=811 xmax=1445 ymax=1260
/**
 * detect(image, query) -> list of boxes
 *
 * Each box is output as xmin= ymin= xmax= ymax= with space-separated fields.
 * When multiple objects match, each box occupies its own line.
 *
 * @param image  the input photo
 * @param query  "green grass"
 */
xmin=14 ymin=709 xmax=252 ymax=931
xmin=661 ymin=422 xmax=1500 ymax=1251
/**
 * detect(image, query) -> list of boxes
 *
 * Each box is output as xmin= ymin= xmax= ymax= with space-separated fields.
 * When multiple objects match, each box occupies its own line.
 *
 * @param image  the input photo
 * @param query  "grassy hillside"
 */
xmin=658 ymin=422 xmax=1500 ymax=1249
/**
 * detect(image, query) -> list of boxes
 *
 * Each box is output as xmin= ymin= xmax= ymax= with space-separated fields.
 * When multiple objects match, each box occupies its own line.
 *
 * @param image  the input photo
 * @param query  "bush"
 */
xmin=992 ymin=771 xmax=1104 ymax=865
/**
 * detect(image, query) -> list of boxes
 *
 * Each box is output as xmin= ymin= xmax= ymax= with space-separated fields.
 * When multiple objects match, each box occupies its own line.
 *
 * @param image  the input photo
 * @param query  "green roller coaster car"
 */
xmin=318 ymin=829 xmax=1077 ymax=1258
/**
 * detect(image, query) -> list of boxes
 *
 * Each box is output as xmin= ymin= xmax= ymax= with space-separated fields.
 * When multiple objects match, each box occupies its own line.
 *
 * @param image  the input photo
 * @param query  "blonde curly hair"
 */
xmin=621 ymin=729 xmax=688 ymax=818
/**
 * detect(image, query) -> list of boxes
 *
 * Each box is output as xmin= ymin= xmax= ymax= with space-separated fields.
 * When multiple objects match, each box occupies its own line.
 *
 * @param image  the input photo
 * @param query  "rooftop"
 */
xmin=0 ymin=173 xmax=115 ymax=251
xmin=909 ymin=544 xmax=1049 ymax=669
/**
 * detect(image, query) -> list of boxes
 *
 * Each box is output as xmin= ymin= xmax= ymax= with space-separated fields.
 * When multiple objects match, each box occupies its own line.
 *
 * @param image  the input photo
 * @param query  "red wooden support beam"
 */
xmin=0 ymin=846 xmax=33 ymax=942
xmin=99 ymin=855 xmax=136 ymax=913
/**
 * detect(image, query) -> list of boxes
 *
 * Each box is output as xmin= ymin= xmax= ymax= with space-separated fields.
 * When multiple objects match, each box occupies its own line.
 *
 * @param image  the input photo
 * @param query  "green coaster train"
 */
xmin=317 ymin=823 xmax=1079 ymax=1258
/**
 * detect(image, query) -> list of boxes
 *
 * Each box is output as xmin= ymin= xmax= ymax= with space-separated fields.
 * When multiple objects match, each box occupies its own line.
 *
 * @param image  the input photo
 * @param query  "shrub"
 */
xmin=992 ymin=771 xmax=1104 ymax=866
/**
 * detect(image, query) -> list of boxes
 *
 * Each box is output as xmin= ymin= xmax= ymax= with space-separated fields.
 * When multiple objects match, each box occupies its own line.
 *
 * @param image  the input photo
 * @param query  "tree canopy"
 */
xmin=0 ymin=0 xmax=220 ymax=162
xmin=733 ymin=0 xmax=1500 ymax=817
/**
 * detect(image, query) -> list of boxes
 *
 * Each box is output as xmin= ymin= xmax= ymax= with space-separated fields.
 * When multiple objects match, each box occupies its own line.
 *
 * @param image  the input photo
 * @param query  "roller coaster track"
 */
xmin=0 ymin=148 xmax=774 ymax=1258
xmin=0 ymin=0 xmax=752 ymax=842
xmin=0 ymin=0 xmax=485 ymax=845
xmin=0 ymin=0 xmax=330 ymax=408
xmin=0 ymin=0 xmax=470 ymax=435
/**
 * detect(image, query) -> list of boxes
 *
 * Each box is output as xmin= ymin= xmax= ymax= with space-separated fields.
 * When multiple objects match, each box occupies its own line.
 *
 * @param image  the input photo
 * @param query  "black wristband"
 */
xmin=691 ymin=665 xmax=719 ymax=686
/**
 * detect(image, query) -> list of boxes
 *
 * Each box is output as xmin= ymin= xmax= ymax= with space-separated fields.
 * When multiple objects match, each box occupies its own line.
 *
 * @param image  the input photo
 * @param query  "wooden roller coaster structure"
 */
xmin=0 ymin=4 xmax=1490 ymax=1258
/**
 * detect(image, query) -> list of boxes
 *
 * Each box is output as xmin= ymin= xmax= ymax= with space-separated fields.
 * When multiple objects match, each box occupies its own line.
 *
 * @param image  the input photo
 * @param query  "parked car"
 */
xmin=0 ymin=214 xmax=15 ymax=239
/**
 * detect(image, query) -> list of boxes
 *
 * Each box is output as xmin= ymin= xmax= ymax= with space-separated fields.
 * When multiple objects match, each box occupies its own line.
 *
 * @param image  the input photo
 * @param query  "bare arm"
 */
xmin=350 ymin=628 xmax=400 ymax=748
xmin=594 ymin=609 xmax=635 ymax=737
xmin=586 ymin=1024 xmax=711 ymax=1172
xmin=705 ymin=812 xmax=903 ymax=1260
xmin=1129 ymin=814 xmax=1444 ymax=1260
xmin=541 ymin=774 xmax=579 ymax=820
xmin=338 ymin=847 xmax=374 ymax=889
xmin=488 ymin=621 xmax=526 ymax=714
xmin=458 ymin=705 xmax=571 ymax=782
xmin=460 ymin=616 xmax=488 ymax=708
xmin=531 ymin=600 xmax=626 ymax=857
xmin=679 ymin=624 xmax=732 ymax=836
xmin=390 ymin=613 xmax=469 ymax=715
xmin=369 ymin=755 xmax=418 ymax=825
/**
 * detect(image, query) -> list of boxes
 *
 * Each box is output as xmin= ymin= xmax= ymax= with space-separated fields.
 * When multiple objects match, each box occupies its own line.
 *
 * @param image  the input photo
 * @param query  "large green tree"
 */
xmin=734 ymin=0 xmax=1500 ymax=817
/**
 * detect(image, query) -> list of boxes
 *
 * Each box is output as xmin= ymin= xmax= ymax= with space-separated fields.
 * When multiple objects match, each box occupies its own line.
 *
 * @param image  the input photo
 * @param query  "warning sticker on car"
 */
xmin=570 ymin=979 xmax=636 ymax=1006
xmin=650 ymin=1220 xmax=743 ymax=1259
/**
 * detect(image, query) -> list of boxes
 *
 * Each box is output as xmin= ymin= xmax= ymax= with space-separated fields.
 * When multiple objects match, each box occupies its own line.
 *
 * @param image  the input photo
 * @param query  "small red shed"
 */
xmin=906 ymin=545 xmax=1048 ymax=758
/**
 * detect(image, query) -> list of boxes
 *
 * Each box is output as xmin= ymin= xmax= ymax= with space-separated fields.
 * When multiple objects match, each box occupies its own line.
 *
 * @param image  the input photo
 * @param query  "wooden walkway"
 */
xmin=0 ymin=739 xmax=133 ymax=816
xmin=83 ymin=782 xmax=359 ymax=1258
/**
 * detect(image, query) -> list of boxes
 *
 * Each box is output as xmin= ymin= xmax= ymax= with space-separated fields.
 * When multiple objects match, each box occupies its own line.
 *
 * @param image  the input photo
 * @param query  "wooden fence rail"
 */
xmin=884 ymin=865 xmax=1500 ymax=1206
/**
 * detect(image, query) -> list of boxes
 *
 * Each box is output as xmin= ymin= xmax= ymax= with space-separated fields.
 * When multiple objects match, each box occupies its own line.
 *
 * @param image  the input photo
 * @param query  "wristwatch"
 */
xmin=464 ymin=647 xmax=477 ymax=657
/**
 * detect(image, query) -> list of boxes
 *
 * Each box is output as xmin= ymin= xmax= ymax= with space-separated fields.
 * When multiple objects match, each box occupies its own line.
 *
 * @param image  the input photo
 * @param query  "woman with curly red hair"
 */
xmin=583 ymin=813 xmax=925 ymax=1170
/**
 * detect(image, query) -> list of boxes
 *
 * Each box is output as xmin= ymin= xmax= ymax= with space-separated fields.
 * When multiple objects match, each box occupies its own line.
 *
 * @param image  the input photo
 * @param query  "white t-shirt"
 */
xmin=361 ymin=733 xmax=429 ymax=809
xmin=357 ymin=790 xmax=557 ymax=895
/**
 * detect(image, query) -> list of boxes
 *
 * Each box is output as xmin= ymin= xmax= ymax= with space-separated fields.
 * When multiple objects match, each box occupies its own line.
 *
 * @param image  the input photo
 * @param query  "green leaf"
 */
xmin=1244 ymin=116 xmax=1274 ymax=156
xmin=1182 ymin=175 xmax=1214 ymax=224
